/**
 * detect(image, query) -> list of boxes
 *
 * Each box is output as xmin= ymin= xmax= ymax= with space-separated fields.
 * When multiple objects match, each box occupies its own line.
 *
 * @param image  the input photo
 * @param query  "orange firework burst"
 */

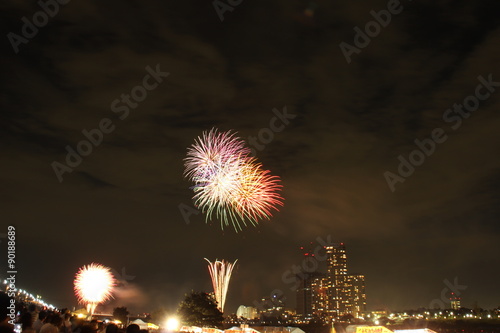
xmin=233 ymin=160 xmax=283 ymax=221
xmin=74 ymin=263 xmax=115 ymax=315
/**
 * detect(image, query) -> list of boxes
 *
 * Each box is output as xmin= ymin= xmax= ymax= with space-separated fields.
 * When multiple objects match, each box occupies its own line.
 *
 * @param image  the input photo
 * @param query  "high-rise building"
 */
xmin=296 ymin=272 xmax=316 ymax=318
xmin=348 ymin=274 xmax=367 ymax=317
xmin=296 ymin=241 xmax=366 ymax=322
xmin=311 ymin=274 xmax=329 ymax=316
xmin=326 ymin=243 xmax=351 ymax=318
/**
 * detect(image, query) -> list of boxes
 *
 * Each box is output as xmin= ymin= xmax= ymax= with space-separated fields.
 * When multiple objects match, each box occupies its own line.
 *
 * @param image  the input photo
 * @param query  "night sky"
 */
xmin=1 ymin=0 xmax=500 ymax=316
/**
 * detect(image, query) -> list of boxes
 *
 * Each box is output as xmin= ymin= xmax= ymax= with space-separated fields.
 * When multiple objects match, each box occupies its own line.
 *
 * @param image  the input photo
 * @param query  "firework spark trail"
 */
xmin=205 ymin=258 xmax=237 ymax=313
xmin=74 ymin=263 xmax=115 ymax=316
xmin=184 ymin=128 xmax=284 ymax=231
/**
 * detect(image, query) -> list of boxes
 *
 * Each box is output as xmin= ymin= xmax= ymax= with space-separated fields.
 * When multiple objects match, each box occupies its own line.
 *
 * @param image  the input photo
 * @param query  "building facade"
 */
xmin=348 ymin=274 xmax=367 ymax=317
xmin=237 ymin=305 xmax=259 ymax=319
xmin=296 ymin=242 xmax=367 ymax=321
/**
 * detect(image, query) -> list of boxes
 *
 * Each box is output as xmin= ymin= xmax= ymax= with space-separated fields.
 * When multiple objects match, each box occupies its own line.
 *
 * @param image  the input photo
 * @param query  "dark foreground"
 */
xmin=296 ymin=320 xmax=500 ymax=333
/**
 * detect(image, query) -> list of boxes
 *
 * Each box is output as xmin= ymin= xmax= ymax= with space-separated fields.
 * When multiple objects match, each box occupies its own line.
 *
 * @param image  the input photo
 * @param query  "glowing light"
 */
xmin=148 ymin=323 xmax=160 ymax=330
xmin=205 ymin=258 xmax=237 ymax=313
xmin=184 ymin=128 xmax=283 ymax=231
xmin=165 ymin=318 xmax=180 ymax=331
xmin=74 ymin=263 xmax=115 ymax=316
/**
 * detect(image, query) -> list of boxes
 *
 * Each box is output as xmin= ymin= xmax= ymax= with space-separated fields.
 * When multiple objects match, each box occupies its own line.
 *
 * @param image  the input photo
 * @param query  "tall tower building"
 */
xmin=296 ymin=272 xmax=315 ymax=318
xmin=326 ymin=243 xmax=350 ymax=318
xmin=296 ymin=241 xmax=367 ymax=322
xmin=296 ymin=244 xmax=325 ymax=319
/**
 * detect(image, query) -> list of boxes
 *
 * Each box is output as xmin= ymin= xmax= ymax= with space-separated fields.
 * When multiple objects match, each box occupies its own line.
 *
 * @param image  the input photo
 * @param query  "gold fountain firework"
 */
xmin=204 ymin=258 xmax=237 ymax=313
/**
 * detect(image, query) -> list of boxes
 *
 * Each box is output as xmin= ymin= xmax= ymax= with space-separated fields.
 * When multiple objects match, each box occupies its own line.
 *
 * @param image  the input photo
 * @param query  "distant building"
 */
xmin=371 ymin=310 xmax=388 ymax=317
xmin=349 ymin=274 xmax=367 ymax=317
xmin=237 ymin=306 xmax=258 ymax=319
xmin=450 ymin=293 xmax=461 ymax=310
xmin=259 ymin=292 xmax=285 ymax=312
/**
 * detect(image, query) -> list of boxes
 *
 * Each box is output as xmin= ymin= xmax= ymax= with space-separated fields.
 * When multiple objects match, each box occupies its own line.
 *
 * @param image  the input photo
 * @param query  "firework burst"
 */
xmin=74 ymin=263 xmax=115 ymax=316
xmin=205 ymin=258 xmax=237 ymax=313
xmin=184 ymin=130 xmax=250 ymax=182
xmin=184 ymin=128 xmax=284 ymax=231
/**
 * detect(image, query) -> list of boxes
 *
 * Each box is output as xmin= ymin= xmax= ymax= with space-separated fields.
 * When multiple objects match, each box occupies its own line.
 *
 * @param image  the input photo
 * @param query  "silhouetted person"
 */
xmin=125 ymin=324 xmax=139 ymax=333
xmin=70 ymin=316 xmax=82 ymax=333
xmin=104 ymin=325 xmax=117 ymax=333
xmin=88 ymin=321 xmax=98 ymax=333
xmin=20 ymin=312 xmax=35 ymax=333
xmin=96 ymin=322 xmax=105 ymax=333
xmin=28 ymin=305 xmax=38 ymax=327
xmin=79 ymin=325 xmax=94 ymax=333
xmin=39 ymin=314 xmax=57 ymax=333
xmin=50 ymin=317 xmax=62 ymax=333
xmin=33 ymin=311 xmax=47 ymax=333
xmin=61 ymin=314 xmax=71 ymax=333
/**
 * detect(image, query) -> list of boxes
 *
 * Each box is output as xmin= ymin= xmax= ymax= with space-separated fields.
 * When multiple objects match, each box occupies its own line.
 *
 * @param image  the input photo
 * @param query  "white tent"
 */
xmin=131 ymin=319 xmax=148 ymax=330
xmin=225 ymin=327 xmax=261 ymax=333
xmin=287 ymin=327 xmax=306 ymax=333
xmin=394 ymin=329 xmax=438 ymax=333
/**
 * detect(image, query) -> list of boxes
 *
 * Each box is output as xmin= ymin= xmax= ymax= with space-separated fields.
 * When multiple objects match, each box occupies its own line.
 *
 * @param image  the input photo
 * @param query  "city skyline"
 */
xmin=0 ymin=240 xmax=487 ymax=316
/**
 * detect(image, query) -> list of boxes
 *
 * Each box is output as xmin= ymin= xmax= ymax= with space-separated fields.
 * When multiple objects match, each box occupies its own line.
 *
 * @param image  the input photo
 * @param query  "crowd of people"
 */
xmin=0 ymin=293 xmax=148 ymax=333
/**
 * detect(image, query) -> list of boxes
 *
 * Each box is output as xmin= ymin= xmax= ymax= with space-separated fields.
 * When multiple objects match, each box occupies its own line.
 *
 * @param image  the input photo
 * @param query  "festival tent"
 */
xmin=287 ymin=327 xmax=306 ymax=333
xmin=131 ymin=319 xmax=148 ymax=330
